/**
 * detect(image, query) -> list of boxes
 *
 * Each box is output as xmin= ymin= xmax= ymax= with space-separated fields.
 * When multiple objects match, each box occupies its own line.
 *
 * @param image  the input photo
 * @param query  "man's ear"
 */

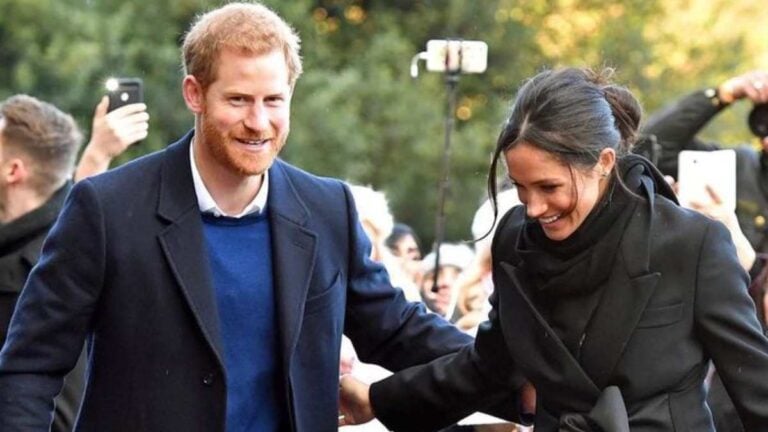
xmin=182 ymin=75 xmax=205 ymax=114
xmin=2 ymin=157 xmax=29 ymax=186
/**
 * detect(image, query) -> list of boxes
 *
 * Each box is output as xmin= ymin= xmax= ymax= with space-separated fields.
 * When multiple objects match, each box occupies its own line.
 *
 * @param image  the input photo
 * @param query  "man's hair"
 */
xmin=181 ymin=2 xmax=303 ymax=90
xmin=0 ymin=95 xmax=82 ymax=195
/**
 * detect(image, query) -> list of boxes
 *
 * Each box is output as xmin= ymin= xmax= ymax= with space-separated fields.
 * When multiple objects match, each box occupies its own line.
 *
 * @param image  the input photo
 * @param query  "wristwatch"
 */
xmin=704 ymin=88 xmax=730 ymax=107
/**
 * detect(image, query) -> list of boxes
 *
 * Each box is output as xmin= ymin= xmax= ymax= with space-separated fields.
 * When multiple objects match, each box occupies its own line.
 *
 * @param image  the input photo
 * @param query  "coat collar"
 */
xmin=497 ymin=191 xmax=660 ymax=401
xmin=156 ymin=131 xmax=318 ymax=374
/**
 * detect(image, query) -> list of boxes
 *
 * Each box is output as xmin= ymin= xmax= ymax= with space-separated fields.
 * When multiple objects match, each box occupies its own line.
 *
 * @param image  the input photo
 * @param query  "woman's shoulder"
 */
xmin=646 ymin=193 xmax=730 ymax=259
xmin=651 ymin=193 xmax=715 ymax=234
xmin=490 ymin=205 xmax=526 ymax=261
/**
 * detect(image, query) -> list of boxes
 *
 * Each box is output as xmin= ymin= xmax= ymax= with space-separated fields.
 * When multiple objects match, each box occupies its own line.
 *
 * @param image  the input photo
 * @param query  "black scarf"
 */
xmin=515 ymin=154 xmax=672 ymax=297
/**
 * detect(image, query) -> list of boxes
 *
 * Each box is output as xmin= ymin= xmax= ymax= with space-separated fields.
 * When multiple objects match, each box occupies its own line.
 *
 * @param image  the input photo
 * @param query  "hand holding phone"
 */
xmin=677 ymin=150 xmax=736 ymax=211
xmin=74 ymin=93 xmax=149 ymax=181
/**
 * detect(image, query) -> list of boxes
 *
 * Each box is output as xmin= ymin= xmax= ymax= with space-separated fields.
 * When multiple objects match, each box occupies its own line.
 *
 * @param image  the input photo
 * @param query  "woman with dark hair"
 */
xmin=338 ymin=67 xmax=768 ymax=431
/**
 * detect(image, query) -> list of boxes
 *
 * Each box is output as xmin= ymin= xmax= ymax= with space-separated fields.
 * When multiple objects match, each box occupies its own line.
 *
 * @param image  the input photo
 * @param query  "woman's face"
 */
xmin=504 ymin=141 xmax=613 ymax=241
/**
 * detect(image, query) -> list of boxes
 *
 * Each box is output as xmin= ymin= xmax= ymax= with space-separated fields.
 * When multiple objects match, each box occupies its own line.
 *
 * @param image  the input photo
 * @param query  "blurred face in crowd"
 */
xmin=0 ymin=119 xmax=7 ymax=220
xmin=184 ymin=48 xmax=291 ymax=178
xmin=420 ymin=265 xmax=462 ymax=317
xmin=392 ymin=234 xmax=421 ymax=261
xmin=506 ymin=141 xmax=613 ymax=241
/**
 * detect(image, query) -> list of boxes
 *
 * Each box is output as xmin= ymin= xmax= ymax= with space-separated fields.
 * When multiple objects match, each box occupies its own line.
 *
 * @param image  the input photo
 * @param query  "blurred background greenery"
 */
xmin=1 ymin=0 xmax=767 ymax=247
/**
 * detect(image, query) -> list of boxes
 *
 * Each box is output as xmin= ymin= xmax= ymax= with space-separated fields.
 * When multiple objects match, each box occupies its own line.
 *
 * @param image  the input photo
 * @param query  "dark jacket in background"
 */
xmin=0 ymin=183 xmax=86 ymax=432
xmin=640 ymin=89 xmax=768 ymax=254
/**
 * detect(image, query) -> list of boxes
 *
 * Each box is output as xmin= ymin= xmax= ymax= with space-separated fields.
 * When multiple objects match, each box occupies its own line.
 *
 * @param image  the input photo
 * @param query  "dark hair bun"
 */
xmin=603 ymin=84 xmax=642 ymax=153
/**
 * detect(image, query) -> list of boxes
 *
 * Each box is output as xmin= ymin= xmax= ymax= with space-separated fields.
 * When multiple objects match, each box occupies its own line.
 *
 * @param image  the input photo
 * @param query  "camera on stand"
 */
xmin=411 ymin=40 xmax=488 ymax=78
xmin=409 ymin=39 xmax=488 ymax=292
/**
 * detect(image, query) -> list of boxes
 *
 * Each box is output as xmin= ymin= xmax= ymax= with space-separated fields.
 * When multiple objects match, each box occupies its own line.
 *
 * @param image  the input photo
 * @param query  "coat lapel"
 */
xmin=267 ymin=161 xmax=317 ymax=372
xmin=497 ymin=262 xmax=600 ymax=411
xmin=578 ymin=197 xmax=660 ymax=389
xmin=578 ymin=267 xmax=659 ymax=389
xmin=156 ymin=132 xmax=225 ymax=370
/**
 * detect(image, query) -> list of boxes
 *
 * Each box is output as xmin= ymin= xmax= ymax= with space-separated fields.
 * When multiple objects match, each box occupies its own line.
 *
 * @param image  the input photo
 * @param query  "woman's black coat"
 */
xmin=371 ymin=189 xmax=768 ymax=431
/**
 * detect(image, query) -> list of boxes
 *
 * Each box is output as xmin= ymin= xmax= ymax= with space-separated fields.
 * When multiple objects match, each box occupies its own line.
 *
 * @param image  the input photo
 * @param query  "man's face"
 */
xmin=420 ymin=266 xmax=462 ymax=317
xmin=193 ymin=48 xmax=292 ymax=177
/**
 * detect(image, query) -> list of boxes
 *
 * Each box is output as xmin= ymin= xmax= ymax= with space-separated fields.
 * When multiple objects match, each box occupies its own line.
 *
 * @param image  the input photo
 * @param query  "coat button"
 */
xmin=202 ymin=372 xmax=215 ymax=386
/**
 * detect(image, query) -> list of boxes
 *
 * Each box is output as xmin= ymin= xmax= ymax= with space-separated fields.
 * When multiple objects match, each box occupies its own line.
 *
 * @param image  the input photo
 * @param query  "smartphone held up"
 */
xmin=105 ymin=78 xmax=143 ymax=112
xmin=677 ymin=149 xmax=736 ymax=211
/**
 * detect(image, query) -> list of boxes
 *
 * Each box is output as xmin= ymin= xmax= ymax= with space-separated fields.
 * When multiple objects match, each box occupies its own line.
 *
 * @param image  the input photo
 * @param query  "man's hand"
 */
xmin=338 ymin=374 xmax=374 ymax=427
xmin=74 ymin=96 xmax=149 ymax=181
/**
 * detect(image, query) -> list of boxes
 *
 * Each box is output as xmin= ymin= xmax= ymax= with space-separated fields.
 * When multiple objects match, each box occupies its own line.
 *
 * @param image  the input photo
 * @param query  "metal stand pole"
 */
xmin=432 ymin=71 xmax=460 ymax=292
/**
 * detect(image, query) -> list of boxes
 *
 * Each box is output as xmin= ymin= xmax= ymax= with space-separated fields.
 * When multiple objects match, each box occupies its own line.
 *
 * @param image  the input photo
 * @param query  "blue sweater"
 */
xmin=202 ymin=212 xmax=285 ymax=431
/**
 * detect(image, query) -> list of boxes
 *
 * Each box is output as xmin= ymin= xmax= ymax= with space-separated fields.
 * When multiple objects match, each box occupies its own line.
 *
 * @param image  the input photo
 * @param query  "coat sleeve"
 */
xmin=640 ymin=90 xmax=724 ymax=177
xmin=694 ymin=218 xmax=768 ymax=430
xmin=368 ymin=285 xmax=525 ymax=432
xmin=0 ymin=180 xmax=105 ymax=431
xmin=341 ymin=182 xmax=472 ymax=371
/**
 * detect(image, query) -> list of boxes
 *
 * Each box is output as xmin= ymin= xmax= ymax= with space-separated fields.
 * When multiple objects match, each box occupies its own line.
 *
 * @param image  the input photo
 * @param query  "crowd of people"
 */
xmin=0 ymin=2 xmax=768 ymax=432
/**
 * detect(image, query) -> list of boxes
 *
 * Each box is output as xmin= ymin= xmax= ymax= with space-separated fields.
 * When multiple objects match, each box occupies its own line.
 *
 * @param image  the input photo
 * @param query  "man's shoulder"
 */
xmin=274 ymin=159 xmax=340 ymax=184
xmin=86 ymin=137 xmax=187 ymax=193
xmin=272 ymin=159 xmax=346 ymax=195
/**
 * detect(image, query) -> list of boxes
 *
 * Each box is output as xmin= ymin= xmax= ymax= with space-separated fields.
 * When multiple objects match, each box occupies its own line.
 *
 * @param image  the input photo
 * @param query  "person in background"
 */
xmin=339 ymin=66 xmax=768 ymax=431
xmin=386 ymin=223 xmax=422 ymax=261
xmin=419 ymin=243 xmax=474 ymax=320
xmin=640 ymin=71 xmax=768 ymax=432
xmin=385 ymin=222 xmax=423 ymax=292
xmin=452 ymin=187 xmax=521 ymax=334
xmin=0 ymin=3 xmax=470 ymax=431
xmin=349 ymin=184 xmax=421 ymax=301
xmin=640 ymin=70 xmax=768 ymax=272
xmin=0 ymin=93 xmax=147 ymax=432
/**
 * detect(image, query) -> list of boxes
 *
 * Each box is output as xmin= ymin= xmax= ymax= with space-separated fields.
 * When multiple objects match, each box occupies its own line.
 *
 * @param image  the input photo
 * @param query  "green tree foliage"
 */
xmin=1 ymin=0 xmax=766 ymax=246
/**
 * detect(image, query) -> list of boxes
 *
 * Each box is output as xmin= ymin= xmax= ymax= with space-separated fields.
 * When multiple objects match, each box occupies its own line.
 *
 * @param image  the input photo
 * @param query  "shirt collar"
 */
xmin=189 ymin=138 xmax=269 ymax=218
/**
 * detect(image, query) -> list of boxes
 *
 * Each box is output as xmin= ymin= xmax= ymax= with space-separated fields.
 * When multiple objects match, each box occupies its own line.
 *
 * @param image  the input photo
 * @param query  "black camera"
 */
xmin=749 ymin=104 xmax=768 ymax=138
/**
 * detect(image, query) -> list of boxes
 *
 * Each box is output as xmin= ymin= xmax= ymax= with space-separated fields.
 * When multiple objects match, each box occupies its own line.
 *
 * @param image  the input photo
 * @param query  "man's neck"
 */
xmin=193 ymin=145 xmax=264 ymax=216
xmin=1 ymin=187 xmax=51 ymax=224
